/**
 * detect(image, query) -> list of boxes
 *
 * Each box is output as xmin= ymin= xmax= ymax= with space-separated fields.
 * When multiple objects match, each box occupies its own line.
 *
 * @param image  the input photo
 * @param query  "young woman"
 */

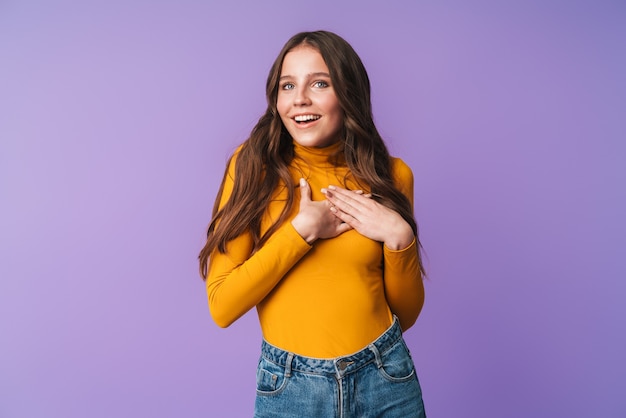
xmin=199 ymin=30 xmax=426 ymax=418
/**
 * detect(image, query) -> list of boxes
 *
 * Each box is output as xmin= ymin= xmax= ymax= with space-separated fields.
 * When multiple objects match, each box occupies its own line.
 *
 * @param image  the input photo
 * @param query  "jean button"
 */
xmin=337 ymin=360 xmax=353 ymax=371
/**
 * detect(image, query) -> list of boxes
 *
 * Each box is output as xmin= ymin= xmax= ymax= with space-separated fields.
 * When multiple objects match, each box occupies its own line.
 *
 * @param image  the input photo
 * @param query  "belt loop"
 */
xmin=368 ymin=343 xmax=382 ymax=368
xmin=285 ymin=352 xmax=294 ymax=377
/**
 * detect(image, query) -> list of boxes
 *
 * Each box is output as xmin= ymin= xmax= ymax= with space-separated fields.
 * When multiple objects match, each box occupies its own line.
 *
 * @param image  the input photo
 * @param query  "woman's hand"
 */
xmin=291 ymin=179 xmax=352 ymax=244
xmin=322 ymin=185 xmax=414 ymax=250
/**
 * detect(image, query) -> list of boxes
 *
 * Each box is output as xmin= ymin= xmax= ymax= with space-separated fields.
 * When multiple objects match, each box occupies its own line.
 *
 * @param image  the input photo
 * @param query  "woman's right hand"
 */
xmin=291 ymin=178 xmax=352 ymax=244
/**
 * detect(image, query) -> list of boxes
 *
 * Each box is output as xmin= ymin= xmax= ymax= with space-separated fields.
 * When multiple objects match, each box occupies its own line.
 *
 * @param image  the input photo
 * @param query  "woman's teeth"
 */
xmin=294 ymin=115 xmax=321 ymax=123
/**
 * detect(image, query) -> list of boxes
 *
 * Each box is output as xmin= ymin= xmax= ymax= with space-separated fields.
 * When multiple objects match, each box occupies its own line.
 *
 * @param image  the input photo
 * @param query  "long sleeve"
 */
xmin=207 ymin=224 xmax=311 ymax=327
xmin=205 ymin=156 xmax=311 ymax=328
xmin=382 ymin=158 xmax=425 ymax=331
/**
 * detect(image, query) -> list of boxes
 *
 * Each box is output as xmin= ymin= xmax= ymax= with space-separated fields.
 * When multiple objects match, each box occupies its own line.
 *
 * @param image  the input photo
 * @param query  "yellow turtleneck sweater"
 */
xmin=206 ymin=141 xmax=424 ymax=358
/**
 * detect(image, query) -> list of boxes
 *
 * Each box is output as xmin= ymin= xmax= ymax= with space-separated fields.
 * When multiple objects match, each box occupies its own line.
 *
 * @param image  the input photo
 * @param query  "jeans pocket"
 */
xmin=376 ymin=339 xmax=416 ymax=383
xmin=256 ymin=357 xmax=288 ymax=395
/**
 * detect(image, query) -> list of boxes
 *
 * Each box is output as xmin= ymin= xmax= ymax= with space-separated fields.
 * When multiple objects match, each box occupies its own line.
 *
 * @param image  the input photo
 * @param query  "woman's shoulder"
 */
xmin=230 ymin=143 xmax=245 ymax=160
xmin=389 ymin=156 xmax=414 ymax=182
xmin=388 ymin=156 xmax=414 ymax=203
xmin=224 ymin=143 xmax=246 ymax=176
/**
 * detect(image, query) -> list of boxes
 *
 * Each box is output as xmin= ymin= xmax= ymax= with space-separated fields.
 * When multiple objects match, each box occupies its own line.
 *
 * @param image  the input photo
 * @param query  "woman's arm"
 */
xmin=205 ymin=155 xmax=310 ymax=327
xmin=382 ymin=158 xmax=424 ymax=330
xmin=206 ymin=221 xmax=311 ymax=327
xmin=206 ymin=161 xmax=349 ymax=327
xmin=382 ymin=238 xmax=424 ymax=331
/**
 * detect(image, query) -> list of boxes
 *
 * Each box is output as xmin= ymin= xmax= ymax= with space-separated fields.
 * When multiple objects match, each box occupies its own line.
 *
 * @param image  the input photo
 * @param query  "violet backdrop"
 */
xmin=1 ymin=0 xmax=625 ymax=417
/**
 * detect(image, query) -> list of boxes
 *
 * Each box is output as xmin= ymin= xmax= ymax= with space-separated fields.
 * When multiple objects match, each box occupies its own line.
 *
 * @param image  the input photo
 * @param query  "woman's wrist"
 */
xmin=291 ymin=217 xmax=317 ymax=245
xmin=383 ymin=225 xmax=414 ymax=250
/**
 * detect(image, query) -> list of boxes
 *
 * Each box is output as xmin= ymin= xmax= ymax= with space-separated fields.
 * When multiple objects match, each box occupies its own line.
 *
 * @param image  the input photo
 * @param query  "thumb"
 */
xmin=298 ymin=178 xmax=311 ymax=203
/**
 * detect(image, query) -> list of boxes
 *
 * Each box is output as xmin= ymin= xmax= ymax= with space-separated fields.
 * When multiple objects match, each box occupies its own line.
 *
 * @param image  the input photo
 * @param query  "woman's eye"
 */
xmin=281 ymin=83 xmax=295 ymax=90
xmin=313 ymin=81 xmax=329 ymax=88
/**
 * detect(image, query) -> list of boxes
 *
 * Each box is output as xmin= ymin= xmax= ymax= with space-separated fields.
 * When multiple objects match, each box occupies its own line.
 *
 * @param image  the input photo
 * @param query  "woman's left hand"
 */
xmin=321 ymin=185 xmax=415 ymax=250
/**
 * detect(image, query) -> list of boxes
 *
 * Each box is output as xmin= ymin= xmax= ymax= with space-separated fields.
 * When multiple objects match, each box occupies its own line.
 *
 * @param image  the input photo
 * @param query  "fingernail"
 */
xmin=328 ymin=185 xmax=336 ymax=190
xmin=300 ymin=178 xmax=305 ymax=186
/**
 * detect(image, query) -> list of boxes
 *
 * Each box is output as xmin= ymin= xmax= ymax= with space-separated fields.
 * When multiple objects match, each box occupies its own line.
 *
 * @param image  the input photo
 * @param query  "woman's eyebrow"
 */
xmin=279 ymin=72 xmax=331 ymax=81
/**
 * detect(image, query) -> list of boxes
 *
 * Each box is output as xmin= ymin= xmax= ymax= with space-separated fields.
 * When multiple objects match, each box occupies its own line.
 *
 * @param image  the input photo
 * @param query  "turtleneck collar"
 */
xmin=292 ymin=140 xmax=345 ymax=167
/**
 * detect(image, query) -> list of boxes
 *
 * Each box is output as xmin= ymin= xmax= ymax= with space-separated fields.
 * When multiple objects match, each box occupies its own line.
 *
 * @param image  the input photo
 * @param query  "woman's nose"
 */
xmin=294 ymin=88 xmax=311 ymax=106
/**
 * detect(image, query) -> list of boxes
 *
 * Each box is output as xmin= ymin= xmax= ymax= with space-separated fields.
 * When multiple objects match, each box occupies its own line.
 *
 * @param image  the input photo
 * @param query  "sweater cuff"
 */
xmin=383 ymin=237 xmax=418 ymax=271
xmin=270 ymin=221 xmax=314 ymax=251
xmin=383 ymin=236 xmax=416 ymax=254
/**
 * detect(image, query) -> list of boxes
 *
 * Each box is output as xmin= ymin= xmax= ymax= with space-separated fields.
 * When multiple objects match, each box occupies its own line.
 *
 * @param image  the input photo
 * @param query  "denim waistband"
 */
xmin=260 ymin=317 xmax=403 ymax=377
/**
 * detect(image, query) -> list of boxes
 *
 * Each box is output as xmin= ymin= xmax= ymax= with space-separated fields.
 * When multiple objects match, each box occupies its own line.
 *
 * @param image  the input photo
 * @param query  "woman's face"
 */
xmin=276 ymin=46 xmax=343 ymax=148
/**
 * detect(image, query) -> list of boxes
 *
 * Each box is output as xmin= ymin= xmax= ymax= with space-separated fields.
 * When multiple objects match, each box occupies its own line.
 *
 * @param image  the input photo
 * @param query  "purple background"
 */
xmin=1 ymin=1 xmax=625 ymax=417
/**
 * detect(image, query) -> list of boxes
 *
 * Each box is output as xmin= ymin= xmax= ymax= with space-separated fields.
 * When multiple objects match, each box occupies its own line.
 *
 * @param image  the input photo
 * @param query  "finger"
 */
xmin=334 ymin=187 xmax=375 ymax=206
xmin=335 ymin=222 xmax=353 ymax=234
xmin=299 ymin=178 xmax=311 ymax=203
xmin=354 ymin=190 xmax=372 ymax=198
xmin=330 ymin=205 xmax=359 ymax=226
xmin=324 ymin=186 xmax=364 ymax=210
xmin=327 ymin=185 xmax=365 ymax=201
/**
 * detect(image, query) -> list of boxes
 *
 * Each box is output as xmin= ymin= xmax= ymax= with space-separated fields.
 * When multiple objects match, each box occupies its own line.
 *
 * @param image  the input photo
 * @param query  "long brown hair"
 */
xmin=199 ymin=30 xmax=424 ymax=278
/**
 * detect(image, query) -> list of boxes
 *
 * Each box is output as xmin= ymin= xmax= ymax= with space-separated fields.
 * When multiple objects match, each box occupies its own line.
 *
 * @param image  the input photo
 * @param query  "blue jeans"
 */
xmin=254 ymin=318 xmax=426 ymax=418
